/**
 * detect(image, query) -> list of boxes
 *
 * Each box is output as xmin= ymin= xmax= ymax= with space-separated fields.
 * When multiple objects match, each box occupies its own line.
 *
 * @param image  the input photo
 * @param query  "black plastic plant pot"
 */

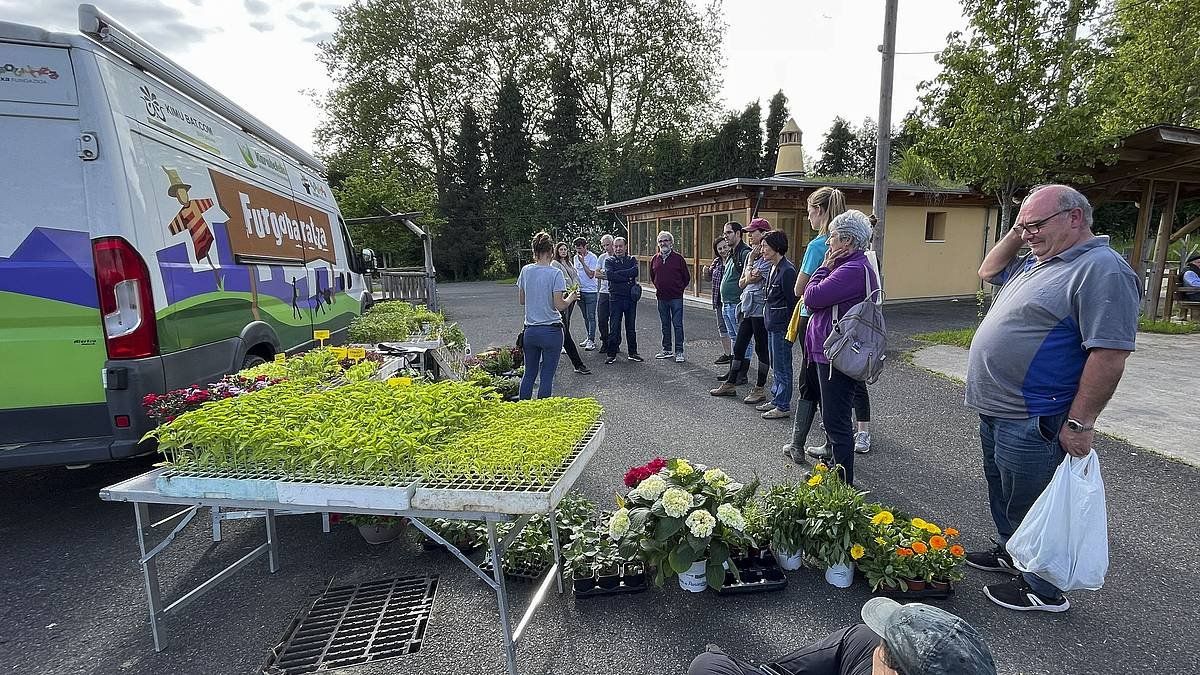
xmin=763 ymin=567 xmax=785 ymax=583
xmin=740 ymin=569 xmax=764 ymax=584
xmin=597 ymin=564 xmax=622 ymax=590
xmin=572 ymin=572 xmax=597 ymax=593
xmin=621 ymin=562 xmax=646 ymax=586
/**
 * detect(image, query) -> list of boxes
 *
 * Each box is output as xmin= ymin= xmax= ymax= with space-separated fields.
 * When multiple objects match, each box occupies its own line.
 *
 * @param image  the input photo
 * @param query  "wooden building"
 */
xmin=597 ymin=119 xmax=998 ymax=301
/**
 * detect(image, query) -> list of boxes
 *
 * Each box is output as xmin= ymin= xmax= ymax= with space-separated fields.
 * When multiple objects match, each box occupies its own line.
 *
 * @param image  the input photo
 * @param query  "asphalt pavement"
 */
xmin=1 ymin=281 xmax=1195 ymax=675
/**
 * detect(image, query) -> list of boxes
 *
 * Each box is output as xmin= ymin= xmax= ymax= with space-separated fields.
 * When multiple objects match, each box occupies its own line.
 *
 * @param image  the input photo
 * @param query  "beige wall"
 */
xmin=843 ymin=203 xmax=993 ymax=300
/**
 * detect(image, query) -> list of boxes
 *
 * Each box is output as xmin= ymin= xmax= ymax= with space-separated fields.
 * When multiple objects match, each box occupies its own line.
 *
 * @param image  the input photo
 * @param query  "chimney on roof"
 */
xmin=774 ymin=118 xmax=805 ymax=177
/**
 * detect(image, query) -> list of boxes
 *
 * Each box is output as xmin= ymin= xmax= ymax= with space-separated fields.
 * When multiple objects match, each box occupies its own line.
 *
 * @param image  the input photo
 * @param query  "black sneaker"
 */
xmin=716 ymin=373 xmax=729 ymax=381
xmin=627 ymin=354 xmax=644 ymax=362
xmin=574 ymin=366 xmax=592 ymax=375
xmin=714 ymin=354 xmax=732 ymax=365
xmin=605 ymin=356 xmax=617 ymax=365
xmin=965 ymin=544 xmax=1020 ymax=575
xmin=983 ymin=576 xmax=1070 ymax=613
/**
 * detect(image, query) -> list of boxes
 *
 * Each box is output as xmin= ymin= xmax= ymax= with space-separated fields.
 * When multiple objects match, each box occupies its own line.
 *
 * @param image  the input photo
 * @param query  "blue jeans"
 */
xmin=577 ymin=291 xmax=598 ymax=341
xmin=979 ymin=412 xmax=1068 ymax=599
xmin=657 ymin=297 xmax=685 ymax=353
xmin=721 ymin=303 xmax=752 ymax=359
xmin=519 ymin=324 xmax=563 ymax=400
xmin=767 ymin=330 xmax=793 ymax=411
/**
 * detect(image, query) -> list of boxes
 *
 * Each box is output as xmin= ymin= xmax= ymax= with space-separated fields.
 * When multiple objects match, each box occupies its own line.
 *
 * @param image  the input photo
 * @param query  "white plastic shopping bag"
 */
xmin=1005 ymin=451 xmax=1109 ymax=591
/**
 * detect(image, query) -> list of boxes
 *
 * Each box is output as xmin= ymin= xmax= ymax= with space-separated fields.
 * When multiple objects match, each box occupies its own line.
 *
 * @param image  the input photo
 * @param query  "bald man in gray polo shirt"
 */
xmin=964 ymin=184 xmax=1140 ymax=614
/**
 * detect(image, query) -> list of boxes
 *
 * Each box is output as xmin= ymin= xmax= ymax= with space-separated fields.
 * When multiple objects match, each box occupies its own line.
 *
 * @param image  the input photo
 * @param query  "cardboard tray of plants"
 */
xmin=715 ymin=551 xmax=788 ymax=595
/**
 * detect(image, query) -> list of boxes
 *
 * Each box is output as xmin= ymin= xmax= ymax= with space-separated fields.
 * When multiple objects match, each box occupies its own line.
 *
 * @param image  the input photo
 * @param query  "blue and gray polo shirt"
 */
xmin=966 ymin=236 xmax=1141 ymax=419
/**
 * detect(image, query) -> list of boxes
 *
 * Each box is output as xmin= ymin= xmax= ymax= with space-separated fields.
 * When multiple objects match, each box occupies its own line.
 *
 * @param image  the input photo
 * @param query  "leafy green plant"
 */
xmin=913 ymin=328 xmax=976 ymax=349
xmin=1139 ymin=318 xmax=1199 ymax=334
xmin=801 ymin=466 xmax=871 ymax=568
xmin=762 ymin=480 xmax=809 ymax=556
xmin=146 ymin=379 xmax=602 ymax=486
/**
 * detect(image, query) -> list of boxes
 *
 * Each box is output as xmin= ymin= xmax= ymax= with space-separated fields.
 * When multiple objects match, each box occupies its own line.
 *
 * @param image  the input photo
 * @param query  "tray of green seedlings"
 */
xmin=408 ymin=399 xmax=605 ymax=515
xmin=147 ymin=379 xmax=603 ymax=514
xmin=240 ymin=347 xmax=387 ymax=388
xmin=349 ymin=302 xmax=467 ymax=352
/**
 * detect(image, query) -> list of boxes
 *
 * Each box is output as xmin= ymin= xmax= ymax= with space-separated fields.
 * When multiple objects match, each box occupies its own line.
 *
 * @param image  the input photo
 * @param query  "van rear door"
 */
xmin=0 ymin=42 xmax=110 ymax=445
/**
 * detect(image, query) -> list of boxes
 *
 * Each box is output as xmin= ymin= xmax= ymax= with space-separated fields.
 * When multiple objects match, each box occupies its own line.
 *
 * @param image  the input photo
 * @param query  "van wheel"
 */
xmin=242 ymin=353 xmax=269 ymax=369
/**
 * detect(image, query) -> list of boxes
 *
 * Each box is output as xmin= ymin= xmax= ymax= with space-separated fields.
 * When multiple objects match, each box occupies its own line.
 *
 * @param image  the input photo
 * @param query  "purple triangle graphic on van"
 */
xmin=0 ymin=228 xmax=99 ymax=308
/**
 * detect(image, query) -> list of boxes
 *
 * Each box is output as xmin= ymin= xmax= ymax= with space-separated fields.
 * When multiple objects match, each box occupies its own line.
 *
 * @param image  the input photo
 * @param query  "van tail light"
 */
xmin=93 ymin=237 xmax=159 ymax=359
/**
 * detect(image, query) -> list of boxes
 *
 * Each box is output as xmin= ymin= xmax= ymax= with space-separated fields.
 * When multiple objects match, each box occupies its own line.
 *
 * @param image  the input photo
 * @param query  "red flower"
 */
xmin=623 ymin=457 xmax=668 ymax=487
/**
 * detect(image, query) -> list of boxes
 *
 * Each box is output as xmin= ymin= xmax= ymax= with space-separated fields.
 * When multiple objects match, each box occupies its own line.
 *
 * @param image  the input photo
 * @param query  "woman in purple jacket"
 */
xmin=802 ymin=210 xmax=879 ymax=486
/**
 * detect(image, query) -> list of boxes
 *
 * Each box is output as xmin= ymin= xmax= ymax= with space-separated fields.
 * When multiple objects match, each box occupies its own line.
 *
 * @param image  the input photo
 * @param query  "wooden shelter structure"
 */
xmin=1079 ymin=125 xmax=1200 ymax=319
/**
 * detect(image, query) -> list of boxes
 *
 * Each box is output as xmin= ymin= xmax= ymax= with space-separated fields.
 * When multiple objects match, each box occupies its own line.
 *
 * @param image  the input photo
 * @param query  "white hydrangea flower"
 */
xmin=716 ymin=503 xmax=746 ymax=531
xmin=661 ymin=487 xmax=692 ymax=518
xmin=685 ymin=509 xmax=717 ymax=539
xmin=636 ymin=475 xmax=667 ymax=501
xmin=703 ymin=468 xmax=729 ymax=487
xmin=608 ymin=508 xmax=631 ymax=540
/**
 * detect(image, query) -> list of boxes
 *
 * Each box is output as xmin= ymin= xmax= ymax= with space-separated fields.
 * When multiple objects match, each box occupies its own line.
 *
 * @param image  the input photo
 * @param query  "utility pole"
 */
xmin=871 ymin=0 xmax=898 ymax=276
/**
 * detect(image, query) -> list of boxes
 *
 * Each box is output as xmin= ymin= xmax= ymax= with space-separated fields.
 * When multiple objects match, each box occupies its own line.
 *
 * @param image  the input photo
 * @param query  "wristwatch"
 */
xmin=1066 ymin=418 xmax=1094 ymax=433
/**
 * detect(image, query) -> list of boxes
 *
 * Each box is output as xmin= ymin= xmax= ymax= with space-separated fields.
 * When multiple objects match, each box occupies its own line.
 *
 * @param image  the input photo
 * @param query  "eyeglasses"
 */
xmin=1013 ymin=208 xmax=1071 ymax=236
xmin=657 ymin=239 xmax=671 ymax=244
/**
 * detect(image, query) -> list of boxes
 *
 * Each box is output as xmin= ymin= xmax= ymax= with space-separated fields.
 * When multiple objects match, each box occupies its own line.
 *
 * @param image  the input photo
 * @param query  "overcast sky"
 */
xmin=3 ymin=0 xmax=967 ymax=159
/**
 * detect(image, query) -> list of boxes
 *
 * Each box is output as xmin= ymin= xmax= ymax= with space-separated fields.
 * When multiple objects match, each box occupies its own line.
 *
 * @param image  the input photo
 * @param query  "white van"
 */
xmin=0 ymin=5 xmax=370 ymax=469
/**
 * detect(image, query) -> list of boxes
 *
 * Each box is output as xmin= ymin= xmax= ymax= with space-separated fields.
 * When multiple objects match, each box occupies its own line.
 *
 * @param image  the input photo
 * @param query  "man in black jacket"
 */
xmin=604 ymin=236 xmax=643 ymax=364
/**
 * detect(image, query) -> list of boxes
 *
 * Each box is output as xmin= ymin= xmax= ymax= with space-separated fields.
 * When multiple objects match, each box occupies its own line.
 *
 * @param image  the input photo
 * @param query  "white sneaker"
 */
xmin=674 ymin=353 xmax=685 ymax=363
xmin=560 ymin=347 xmax=567 ymax=354
xmin=584 ymin=339 xmax=595 ymax=351
xmin=854 ymin=431 xmax=872 ymax=454
xmin=578 ymin=339 xmax=588 ymax=347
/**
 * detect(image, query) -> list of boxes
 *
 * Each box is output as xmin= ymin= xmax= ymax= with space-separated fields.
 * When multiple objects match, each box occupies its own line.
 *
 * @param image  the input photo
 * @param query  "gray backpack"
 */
xmin=823 ymin=265 xmax=887 ymax=383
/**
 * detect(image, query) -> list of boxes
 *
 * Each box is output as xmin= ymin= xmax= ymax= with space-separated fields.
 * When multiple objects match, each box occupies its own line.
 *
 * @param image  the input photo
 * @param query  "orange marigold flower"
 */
xmin=911 ymin=541 xmax=928 ymax=554
xmin=949 ymin=545 xmax=965 ymax=557
xmin=930 ymin=535 xmax=947 ymax=550
xmin=896 ymin=547 xmax=913 ymax=557
xmin=944 ymin=527 xmax=959 ymax=537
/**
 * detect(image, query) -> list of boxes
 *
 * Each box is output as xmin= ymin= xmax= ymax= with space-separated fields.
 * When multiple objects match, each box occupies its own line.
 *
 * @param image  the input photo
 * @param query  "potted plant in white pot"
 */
xmin=762 ymin=480 xmax=808 ymax=570
xmin=610 ymin=458 xmax=759 ymax=592
xmin=802 ymin=465 xmax=870 ymax=588
xmin=345 ymin=514 xmax=406 ymax=545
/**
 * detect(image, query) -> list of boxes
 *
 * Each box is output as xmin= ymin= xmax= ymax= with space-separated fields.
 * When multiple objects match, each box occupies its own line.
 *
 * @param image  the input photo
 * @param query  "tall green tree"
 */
xmin=438 ymin=105 xmax=490 ymax=280
xmin=1091 ymin=0 xmax=1200 ymax=135
xmin=737 ymin=101 xmax=764 ymax=177
xmin=537 ymin=62 xmax=605 ymax=238
xmin=761 ymin=90 xmax=789 ymax=176
xmin=815 ymin=117 xmax=856 ymax=176
xmin=489 ymin=75 xmax=536 ymax=272
xmin=915 ymin=0 xmax=1105 ymax=231
xmin=557 ymin=0 xmax=725 ymax=196
xmin=713 ymin=114 xmax=743 ymax=180
xmin=850 ymin=117 xmax=878 ymax=177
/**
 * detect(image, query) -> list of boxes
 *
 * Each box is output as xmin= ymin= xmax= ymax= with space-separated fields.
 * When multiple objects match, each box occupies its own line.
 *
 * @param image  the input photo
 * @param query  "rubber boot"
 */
xmin=782 ymin=400 xmax=817 ymax=463
xmin=734 ymin=361 xmax=750 ymax=385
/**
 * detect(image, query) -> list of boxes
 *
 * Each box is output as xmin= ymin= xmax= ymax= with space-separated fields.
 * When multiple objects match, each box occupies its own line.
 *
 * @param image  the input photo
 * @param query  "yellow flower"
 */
xmin=674 ymin=459 xmax=694 ymax=476
xmin=911 ymin=517 xmax=929 ymax=530
xmin=923 ymin=523 xmax=942 ymax=535
xmin=813 ymin=463 xmax=828 ymax=473
xmin=874 ymin=536 xmax=887 ymax=546
xmin=871 ymin=511 xmax=895 ymax=526
xmin=850 ymin=544 xmax=865 ymax=560
xmin=807 ymin=473 xmax=823 ymax=487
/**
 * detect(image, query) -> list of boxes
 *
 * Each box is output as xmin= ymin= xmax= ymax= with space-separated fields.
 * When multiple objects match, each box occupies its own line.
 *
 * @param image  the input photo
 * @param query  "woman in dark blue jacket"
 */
xmin=759 ymin=231 xmax=798 ymax=419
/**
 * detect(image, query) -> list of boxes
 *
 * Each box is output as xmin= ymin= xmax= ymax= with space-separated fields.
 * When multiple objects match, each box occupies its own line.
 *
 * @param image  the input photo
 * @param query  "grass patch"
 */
xmin=1138 ymin=318 xmax=1200 ymax=334
xmin=912 ymin=327 xmax=976 ymax=349
xmin=493 ymin=277 xmax=518 ymax=285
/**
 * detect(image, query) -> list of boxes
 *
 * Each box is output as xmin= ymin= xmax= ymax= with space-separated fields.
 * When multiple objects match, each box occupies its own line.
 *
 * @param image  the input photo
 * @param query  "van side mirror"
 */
xmin=360 ymin=248 xmax=376 ymax=272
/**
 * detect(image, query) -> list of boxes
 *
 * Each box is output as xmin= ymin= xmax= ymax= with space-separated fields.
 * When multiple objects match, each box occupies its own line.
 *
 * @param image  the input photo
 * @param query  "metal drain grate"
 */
xmin=262 ymin=575 xmax=438 ymax=674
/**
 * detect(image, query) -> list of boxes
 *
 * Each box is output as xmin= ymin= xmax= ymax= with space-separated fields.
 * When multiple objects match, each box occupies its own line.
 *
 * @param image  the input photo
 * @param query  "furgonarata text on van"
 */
xmin=239 ymin=192 xmax=329 ymax=251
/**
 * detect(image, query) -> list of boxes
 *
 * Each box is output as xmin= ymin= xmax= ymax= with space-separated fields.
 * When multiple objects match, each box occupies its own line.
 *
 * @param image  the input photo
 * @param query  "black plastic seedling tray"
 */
xmin=571 ymin=565 xmax=648 ymax=598
xmin=715 ymin=553 xmax=788 ymax=595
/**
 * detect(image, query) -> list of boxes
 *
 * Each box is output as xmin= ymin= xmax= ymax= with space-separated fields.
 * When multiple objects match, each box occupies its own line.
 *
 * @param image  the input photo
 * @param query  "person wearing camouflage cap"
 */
xmin=686 ymin=597 xmax=996 ymax=675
